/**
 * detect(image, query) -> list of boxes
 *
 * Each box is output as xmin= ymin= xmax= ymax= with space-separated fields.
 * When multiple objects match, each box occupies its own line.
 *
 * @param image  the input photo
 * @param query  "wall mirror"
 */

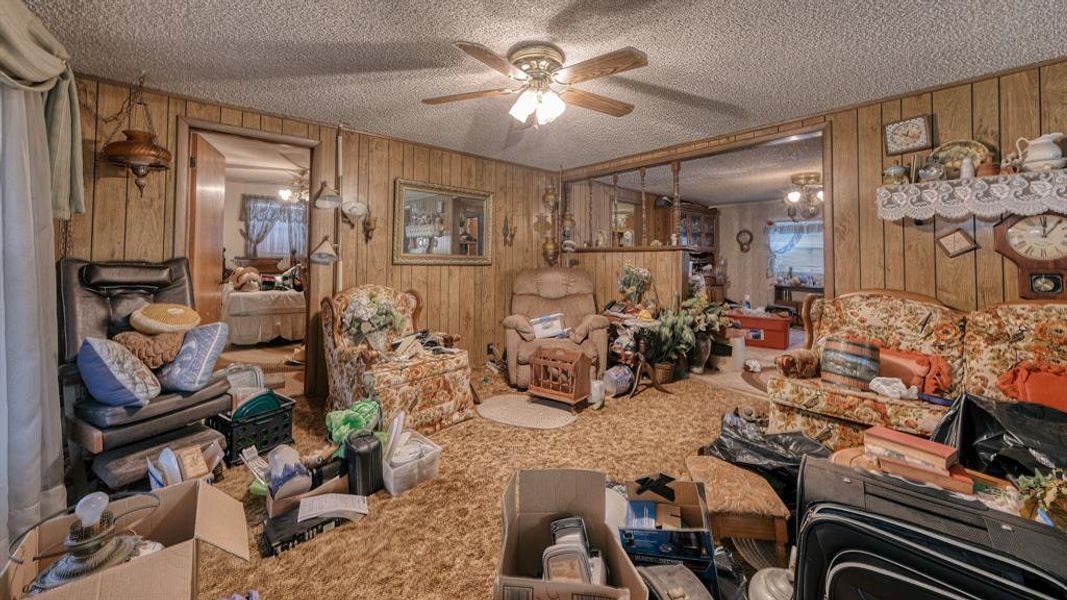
xmin=393 ymin=179 xmax=493 ymax=265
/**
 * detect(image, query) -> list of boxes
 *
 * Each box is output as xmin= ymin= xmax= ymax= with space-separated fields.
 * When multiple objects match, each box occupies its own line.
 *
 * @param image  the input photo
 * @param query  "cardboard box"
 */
xmin=496 ymin=469 xmax=648 ymax=600
xmin=2 ymin=480 xmax=249 ymax=600
xmin=617 ymin=479 xmax=720 ymax=597
xmin=266 ymin=474 xmax=349 ymax=518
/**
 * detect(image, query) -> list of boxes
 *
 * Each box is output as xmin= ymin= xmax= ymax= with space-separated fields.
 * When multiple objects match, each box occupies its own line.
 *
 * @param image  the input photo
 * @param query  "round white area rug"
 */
xmin=476 ymin=393 xmax=578 ymax=429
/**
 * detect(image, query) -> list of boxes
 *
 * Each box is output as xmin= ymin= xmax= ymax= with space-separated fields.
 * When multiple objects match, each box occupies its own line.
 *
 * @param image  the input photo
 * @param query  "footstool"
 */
xmin=685 ymin=455 xmax=790 ymax=567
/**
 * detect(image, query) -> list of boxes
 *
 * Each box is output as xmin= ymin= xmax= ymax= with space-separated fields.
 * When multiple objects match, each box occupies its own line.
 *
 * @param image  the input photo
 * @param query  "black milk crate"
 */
xmin=207 ymin=393 xmax=295 ymax=466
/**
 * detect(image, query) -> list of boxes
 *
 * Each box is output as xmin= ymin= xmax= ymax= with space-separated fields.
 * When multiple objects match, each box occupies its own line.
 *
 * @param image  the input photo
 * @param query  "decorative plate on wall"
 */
xmin=930 ymin=140 xmax=990 ymax=178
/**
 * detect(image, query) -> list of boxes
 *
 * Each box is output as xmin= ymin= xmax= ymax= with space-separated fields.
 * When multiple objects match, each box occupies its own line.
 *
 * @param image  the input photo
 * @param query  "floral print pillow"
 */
xmin=812 ymin=293 xmax=967 ymax=397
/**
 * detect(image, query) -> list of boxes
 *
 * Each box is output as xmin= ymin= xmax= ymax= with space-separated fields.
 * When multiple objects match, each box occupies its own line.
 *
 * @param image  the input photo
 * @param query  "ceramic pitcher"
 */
xmin=1016 ymin=132 xmax=1064 ymax=162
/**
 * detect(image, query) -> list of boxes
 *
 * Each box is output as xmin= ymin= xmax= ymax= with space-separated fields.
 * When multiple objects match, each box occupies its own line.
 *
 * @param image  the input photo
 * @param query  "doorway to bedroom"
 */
xmin=184 ymin=130 xmax=312 ymax=383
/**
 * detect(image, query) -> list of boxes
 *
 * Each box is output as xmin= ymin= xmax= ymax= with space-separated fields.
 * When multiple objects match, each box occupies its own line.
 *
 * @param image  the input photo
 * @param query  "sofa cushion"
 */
xmin=767 ymin=375 xmax=947 ymax=436
xmin=811 ymin=293 xmax=967 ymax=397
xmin=685 ymin=455 xmax=789 ymax=519
xmin=964 ymin=303 xmax=1067 ymax=401
xmin=76 ymin=338 xmax=161 ymax=407
xmin=363 ymin=349 xmax=473 ymax=434
xmin=159 ymin=323 xmax=229 ymax=392
xmin=516 ymin=336 xmax=597 ymax=365
xmin=766 ymin=402 xmax=866 ymax=451
xmin=75 ymin=378 xmax=230 ymax=428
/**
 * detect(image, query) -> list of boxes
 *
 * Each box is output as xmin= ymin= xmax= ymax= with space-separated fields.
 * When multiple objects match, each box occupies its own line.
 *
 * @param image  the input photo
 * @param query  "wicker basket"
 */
xmin=528 ymin=346 xmax=591 ymax=409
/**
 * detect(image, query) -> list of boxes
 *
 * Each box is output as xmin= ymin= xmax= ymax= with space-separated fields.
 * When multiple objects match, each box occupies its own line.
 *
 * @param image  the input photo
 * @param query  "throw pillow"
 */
xmin=77 ymin=338 xmax=161 ymax=406
xmin=113 ymin=331 xmax=185 ymax=369
xmin=159 ymin=323 xmax=229 ymax=392
xmin=850 ymin=338 xmax=952 ymax=395
xmin=997 ymin=361 xmax=1067 ymax=412
xmin=775 ymin=349 xmax=820 ymax=378
xmin=130 ymin=303 xmax=201 ymax=334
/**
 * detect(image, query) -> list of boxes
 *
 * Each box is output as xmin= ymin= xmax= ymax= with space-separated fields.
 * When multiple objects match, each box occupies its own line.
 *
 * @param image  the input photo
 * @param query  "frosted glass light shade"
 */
xmin=786 ymin=191 xmax=802 ymax=203
xmin=509 ymin=89 xmax=539 ymax=123
xmin=536 ymin=90 xmax=566 ymax=125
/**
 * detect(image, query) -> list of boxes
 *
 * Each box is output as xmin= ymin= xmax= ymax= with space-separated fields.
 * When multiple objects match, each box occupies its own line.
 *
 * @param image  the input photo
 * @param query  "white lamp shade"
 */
xmin=536 ymin=89 xmax=566 ymax=125
xmin=509 ymin=88 xmax=539 ymax=123
xmin=277 ymin=188 xmax=293 ymax=202
xmin=312 ymin=182 xmax=342 ymax=209
xmin=786 ymin=190 xmax=802 ymax=203
xmin=341 ymin=199 xmax=368 ymax=221
xmin=310 ymin=237 xmax=338 ymax=264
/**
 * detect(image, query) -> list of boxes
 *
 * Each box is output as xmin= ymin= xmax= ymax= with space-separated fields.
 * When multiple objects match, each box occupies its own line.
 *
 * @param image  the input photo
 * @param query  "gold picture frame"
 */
xmin=393 ymin=179 xmax=493 ymax=266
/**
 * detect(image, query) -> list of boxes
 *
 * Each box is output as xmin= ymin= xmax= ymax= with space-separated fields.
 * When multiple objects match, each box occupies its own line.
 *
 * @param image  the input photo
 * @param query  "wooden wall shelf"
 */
xmin=572 ymin=246 xmax=696 ymax=253
xmin=877 ymin=169 xmax=1067 ymax=221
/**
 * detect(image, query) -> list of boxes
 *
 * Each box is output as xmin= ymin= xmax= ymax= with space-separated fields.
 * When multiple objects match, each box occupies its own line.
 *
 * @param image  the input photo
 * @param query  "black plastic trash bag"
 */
xmin=714 ymin=545 xmax=749 ymax=600
xmin=931 ymin=393 xmax=1067 ymax=479
xmin=700 ymin=410 xmax=830 ymax=510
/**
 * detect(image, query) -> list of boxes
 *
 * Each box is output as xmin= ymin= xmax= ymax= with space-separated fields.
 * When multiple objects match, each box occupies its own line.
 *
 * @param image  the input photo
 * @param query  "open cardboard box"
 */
xmin=616 ymin=478 xmax=719 ymax=596
xmin=496 ymin=469 xmax=648 ymax=600
xmin=1 ymin=480 xmax=249 ymax=600
xmin=265 ymin=474 xmax=349 ymax=518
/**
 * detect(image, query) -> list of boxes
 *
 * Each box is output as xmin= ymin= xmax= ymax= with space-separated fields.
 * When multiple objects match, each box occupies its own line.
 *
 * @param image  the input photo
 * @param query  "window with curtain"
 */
xmin=768 ymin=220 xmax=824 ymax=277
xmin=240 ymin=195 xmax=307 ymax=257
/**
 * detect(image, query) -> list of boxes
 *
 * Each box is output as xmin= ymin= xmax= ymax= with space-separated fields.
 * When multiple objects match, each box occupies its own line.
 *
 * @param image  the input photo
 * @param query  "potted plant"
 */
xmin=681 ymin=288 xmax=737 ymax=373
xmin=1014 ymin=468 xmax=1067 ymax=532
xmin=637 ymin=308 xmax=696 ymax=384
xmin=617 ymin=263 xmax=652 ymax=309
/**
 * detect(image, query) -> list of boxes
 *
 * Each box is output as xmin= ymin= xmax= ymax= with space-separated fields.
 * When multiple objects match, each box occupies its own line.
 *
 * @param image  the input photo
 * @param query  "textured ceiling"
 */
xmin=597 ymin=133 xmax=822 ymax=205
xmin=197 ymin=132 xmax=309 ymax=184
xmin=28 ymin=0 xmax=1067 ymax=170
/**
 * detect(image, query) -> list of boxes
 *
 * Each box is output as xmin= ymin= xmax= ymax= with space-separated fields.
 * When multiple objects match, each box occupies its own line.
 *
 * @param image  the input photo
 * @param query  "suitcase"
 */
xmin=796 ymin=457 xmax=1067 ymax=600
xmin=637 ymin=564 xmax=714 ymax=600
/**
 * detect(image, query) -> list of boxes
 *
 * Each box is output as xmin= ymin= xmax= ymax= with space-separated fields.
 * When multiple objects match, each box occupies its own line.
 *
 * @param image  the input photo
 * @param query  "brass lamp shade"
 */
xmin=102 ymin=129 xmax=172 ymax=195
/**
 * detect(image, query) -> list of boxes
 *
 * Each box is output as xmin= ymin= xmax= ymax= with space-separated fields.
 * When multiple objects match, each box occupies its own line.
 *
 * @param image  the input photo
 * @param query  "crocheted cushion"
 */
xmin=685 ymin=455 xmax=788 ymax=519
xmin=130 ymin=303 xmax=201 ymax=334
xmin=113 ymin=331 xmax=185 ymax=369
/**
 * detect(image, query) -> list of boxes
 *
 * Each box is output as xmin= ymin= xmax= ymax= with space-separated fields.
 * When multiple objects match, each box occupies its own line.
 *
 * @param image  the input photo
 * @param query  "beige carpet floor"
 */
xmin=198 ymin=373 xmax=764 ymax=599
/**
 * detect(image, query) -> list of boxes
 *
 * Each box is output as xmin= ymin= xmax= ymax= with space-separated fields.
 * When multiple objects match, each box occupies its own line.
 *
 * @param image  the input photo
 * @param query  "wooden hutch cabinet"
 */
xmin=678 ymin=201 xmax=719 ymax=252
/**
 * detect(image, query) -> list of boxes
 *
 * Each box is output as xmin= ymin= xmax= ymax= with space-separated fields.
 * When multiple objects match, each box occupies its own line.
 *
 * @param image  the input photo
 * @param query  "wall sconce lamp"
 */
xmin=310 ymin=235 xmax=338 ymax=265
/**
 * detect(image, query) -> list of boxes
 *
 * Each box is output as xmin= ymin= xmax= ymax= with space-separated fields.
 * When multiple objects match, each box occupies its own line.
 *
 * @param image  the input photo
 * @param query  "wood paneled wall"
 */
xmin=62 ymin=75 xmax=553 ymax=398
xmin=564 ymin=59 xmax=1067 ymax=310
xmin=716 ymin=200 xmax=781 ymax=308
xmin=570 ymin=249 xmax=686 ymax=311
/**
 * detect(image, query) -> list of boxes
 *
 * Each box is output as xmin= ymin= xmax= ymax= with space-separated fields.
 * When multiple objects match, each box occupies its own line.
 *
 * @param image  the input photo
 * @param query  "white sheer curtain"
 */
xmin=0 ymin=85 xmax=67 ymax=551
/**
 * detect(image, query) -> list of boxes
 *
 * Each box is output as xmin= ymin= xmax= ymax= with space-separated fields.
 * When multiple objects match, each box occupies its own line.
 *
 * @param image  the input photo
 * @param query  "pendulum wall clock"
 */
xmin=994 ymin=212 xmax=1067 ymax=299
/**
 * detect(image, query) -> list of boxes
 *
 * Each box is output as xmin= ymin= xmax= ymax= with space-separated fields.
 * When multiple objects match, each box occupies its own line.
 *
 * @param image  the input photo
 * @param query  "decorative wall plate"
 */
xmin=884 ymin=115 xmax=933 ymax=155
xmin=930 ymin=140 xmax=990 ymax=178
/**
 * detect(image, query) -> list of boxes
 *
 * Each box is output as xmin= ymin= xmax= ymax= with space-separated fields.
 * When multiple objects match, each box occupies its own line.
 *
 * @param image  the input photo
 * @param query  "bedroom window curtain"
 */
xmin=240 ymin=195 xmax=281 ymax=257
xmin=0 ymin=84 xmax=68 ymax=552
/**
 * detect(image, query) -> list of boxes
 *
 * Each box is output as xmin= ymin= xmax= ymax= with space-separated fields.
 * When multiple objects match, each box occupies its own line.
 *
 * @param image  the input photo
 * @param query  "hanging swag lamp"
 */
xmin=100 ymin=74 xmax=172 ymax=196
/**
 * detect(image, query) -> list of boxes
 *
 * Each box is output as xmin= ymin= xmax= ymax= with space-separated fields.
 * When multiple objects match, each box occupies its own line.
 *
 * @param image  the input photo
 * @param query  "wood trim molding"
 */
xmin=833 ymin=288 xmax=951 ymax=307
xmin=573 ymin=246 xmax=693 ymax=253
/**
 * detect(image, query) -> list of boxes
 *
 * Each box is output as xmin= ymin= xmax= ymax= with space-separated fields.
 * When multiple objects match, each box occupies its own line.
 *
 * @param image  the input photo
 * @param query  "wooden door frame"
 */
xmin=173 ymin=117 xmax=324 ymax=387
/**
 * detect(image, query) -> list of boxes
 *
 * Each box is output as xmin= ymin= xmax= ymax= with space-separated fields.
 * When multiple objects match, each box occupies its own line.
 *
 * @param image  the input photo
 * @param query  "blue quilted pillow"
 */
xmin=159 ymin=323 xmax=229 ymax=392
xmin=77 ymin=338 xmax=161 ymax=406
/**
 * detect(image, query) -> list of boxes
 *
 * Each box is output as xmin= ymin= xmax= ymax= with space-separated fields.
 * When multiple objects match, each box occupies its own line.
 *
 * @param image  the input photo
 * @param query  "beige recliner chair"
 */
xmin=502 ymin=268 xmax=610 ymax=388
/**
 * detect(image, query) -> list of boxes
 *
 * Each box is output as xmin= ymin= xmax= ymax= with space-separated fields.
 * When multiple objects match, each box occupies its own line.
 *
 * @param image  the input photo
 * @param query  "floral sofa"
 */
xmin=321 ymin=284 xmax=474 ymax=434
xmin=767 ymin=290 xmax=1067 ymax=449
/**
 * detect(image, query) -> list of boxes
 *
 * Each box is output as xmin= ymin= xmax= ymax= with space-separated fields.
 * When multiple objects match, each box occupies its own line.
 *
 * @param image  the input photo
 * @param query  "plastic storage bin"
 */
xmin=727 ymin=311 xmax=791 ymax=350
xmin=206 ymin=393 xmax=295 ymax=465
xmin=383 ymin=431 xmax=441 ymax=496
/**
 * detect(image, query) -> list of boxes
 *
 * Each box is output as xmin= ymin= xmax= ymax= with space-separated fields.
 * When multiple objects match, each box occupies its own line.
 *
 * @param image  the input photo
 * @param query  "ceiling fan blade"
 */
xmin=454 ymin=41 xmax=528 ymax=81
xmin=553 ymin=47 xmax=648 ymax=84
xmin=559 ymin=88 xmax=634 ymax=117
xmin=422 ymin=88 xmax=517 ymax=105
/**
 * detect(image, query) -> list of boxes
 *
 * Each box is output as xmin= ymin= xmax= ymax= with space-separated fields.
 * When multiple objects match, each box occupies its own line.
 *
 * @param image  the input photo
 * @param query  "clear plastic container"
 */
xmin=382 ymin=431 xmax=441 ymax=496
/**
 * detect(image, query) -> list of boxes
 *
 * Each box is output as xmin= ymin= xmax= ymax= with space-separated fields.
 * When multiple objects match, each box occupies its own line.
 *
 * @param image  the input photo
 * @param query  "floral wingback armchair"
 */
xmin=321 ymin=284 xmax=474 ymax=434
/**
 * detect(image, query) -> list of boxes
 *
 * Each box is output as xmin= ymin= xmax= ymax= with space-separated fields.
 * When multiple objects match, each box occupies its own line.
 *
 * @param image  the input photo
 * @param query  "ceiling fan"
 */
xmin=423 ymin=41 xmax=648 ymax=127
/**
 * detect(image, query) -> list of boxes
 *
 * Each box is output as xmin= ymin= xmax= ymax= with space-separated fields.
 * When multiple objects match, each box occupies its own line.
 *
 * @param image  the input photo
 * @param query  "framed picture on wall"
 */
xmin=884 ymin=114 xmax=934 ymax=155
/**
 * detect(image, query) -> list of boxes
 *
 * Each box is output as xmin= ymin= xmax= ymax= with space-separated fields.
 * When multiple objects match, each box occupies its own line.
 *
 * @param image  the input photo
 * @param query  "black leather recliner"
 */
xmin=57 ymin=257 xmax=230 ymax=492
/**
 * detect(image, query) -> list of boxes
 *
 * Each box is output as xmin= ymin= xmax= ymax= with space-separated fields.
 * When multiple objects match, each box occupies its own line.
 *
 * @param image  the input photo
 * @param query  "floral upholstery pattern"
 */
xmin=964 ymin=303 xmax=1067 ymax=401
xmin=767 ymin=376 xmax=947 ymax=438
xmin=321 ymin=285 xmax=473 ymax=434
xmin=766 ymin=403 xmax=866 ymax=450
xmin=771 ymin=292 xmax=1067 ymax=449
xmin=810 ymin=293 xmax=967 ymax=397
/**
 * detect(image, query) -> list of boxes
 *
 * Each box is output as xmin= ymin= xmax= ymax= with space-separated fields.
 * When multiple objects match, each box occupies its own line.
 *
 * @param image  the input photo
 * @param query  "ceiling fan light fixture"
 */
xmin=509 ymin=88 xmax=539 ymax=123
xmin=786 ymin=190 xmax=802 ymax=204
xmin=535 ymin=89 xmax=566 ymax=125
